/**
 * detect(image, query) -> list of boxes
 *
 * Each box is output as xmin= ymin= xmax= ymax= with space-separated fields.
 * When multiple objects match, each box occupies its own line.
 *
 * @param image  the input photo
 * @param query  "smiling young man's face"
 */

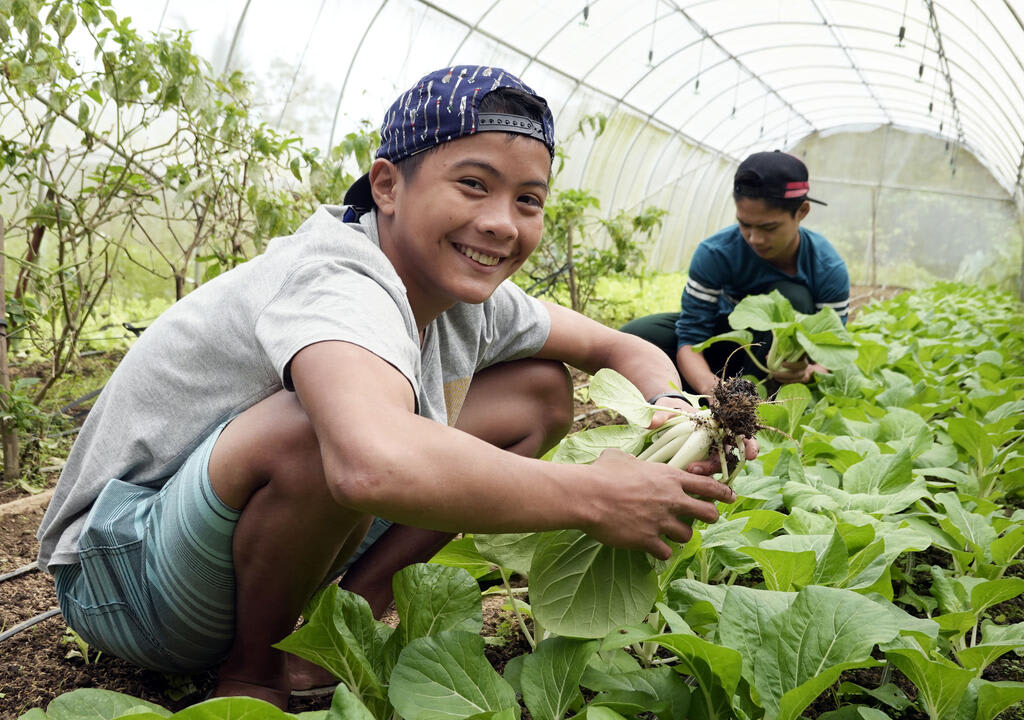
xmin=373 ymin=131 xmax=550 ymax=325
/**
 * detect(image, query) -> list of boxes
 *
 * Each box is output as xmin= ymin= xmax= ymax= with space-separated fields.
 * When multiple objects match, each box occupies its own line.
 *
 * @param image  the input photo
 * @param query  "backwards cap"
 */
xmin=733 ymin=150 xmax=826 ymax=206
xmin=344 ymin=65 xmax=555 ymax=210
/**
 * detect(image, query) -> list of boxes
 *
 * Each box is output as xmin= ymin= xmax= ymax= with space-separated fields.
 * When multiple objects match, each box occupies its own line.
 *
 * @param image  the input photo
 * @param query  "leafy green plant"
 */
xmin=14 ymin=281 xmax=1024 ymax=719
xmin=61 ymin=627 xmax=100 ymax=664
xmin=694 ymin=289 xmax=858 ymax=381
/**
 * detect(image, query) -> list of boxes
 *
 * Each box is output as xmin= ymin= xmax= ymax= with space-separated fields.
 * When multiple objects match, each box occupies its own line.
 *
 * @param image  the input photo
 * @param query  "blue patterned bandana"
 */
xmin=344 ymin=65 xmax=555 ymax=211
xmin=376 ymin=65 xmax=555 ymax=162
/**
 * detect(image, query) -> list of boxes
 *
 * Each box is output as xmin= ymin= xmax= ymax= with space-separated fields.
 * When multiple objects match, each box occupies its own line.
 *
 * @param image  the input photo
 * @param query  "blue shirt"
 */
xmin=675 ymin=224 xmax=850 ymax=348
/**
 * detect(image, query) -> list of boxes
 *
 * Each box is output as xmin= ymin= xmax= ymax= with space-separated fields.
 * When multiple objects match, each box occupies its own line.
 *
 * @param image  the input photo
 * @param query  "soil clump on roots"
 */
xmin=709 ymin=376 xmax=762 ymax=444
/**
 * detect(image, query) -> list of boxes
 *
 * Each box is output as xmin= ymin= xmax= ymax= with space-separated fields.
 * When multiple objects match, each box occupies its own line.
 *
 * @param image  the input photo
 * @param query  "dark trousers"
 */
xmin=620 ymin=280 xmax=814 ymax=392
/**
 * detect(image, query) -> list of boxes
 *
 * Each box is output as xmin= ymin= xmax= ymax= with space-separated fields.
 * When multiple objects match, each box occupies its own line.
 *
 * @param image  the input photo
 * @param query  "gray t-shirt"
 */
xmin=36 ymin=206 xmax=550 ymax=572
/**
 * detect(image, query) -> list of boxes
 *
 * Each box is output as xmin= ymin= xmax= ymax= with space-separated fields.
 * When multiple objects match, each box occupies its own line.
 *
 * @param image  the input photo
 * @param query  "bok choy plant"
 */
xmin=553 ymin=368 xmax=761 ymax=486
xmin=693 ymin=289 xmax=857 ymax=380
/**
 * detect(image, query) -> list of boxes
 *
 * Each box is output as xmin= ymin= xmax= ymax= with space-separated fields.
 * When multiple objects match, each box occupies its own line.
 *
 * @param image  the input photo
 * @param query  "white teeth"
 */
xmin=456 ymin=244 xmax=501 ymax=266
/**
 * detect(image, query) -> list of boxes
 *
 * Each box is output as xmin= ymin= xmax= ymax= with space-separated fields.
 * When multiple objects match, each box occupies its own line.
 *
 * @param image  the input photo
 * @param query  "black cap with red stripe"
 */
xmin=733 ymin=150 xmax=826 ymax=206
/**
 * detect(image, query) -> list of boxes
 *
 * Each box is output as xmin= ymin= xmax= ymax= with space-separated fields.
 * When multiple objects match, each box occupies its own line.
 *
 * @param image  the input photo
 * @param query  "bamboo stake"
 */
xmin=0 ymin=215 xmax=19 ymax=482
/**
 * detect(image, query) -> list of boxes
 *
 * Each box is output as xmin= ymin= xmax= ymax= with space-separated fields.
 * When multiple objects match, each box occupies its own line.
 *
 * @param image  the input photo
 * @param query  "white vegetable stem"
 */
xmin=638 ymin=402 xmax=746 ymax=485
xmin=638 ymin=408 xmax=720 ymax=470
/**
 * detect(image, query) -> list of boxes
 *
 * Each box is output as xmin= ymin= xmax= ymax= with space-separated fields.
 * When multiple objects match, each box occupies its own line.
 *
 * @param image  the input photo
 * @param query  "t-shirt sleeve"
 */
xmin=475 ymin=281 xmax=552 ymax=370
xmin=675 ymin=243 xmax=724 ymax=347
xmin=254 ymin=259 xmax=421 ymax=392
xmin=813 ymin=257 xmax=851 ymax=325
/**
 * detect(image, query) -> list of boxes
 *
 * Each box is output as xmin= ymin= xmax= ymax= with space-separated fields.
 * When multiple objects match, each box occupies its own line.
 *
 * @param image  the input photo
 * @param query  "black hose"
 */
xmin=0 ymin=607 xmax=61 ymax=643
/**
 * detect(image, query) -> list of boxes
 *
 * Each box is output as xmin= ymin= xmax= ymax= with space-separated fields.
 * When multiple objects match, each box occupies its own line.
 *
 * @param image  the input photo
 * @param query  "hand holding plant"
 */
xmin=771 ymin=358 xmax=829 ymax=384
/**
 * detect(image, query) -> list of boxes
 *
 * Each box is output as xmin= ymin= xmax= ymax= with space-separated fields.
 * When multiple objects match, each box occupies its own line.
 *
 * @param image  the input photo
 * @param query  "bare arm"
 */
xmin=290 ymin=339 xmax=734 ymax=560
xmin=676 ymin=344 xmax=720 ymax=398
xmin=536 ymin=301 xmax=683 ymax=401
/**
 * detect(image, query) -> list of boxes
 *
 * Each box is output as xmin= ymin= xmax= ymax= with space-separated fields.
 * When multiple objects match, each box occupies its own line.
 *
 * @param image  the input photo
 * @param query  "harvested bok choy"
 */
xmin=550 ymin=368 xmax=761 ymax=486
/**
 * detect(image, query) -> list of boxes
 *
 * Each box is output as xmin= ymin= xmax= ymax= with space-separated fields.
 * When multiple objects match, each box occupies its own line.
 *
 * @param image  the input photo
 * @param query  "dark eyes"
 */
xmin=458 ymin=178 xmax=544 ymax=209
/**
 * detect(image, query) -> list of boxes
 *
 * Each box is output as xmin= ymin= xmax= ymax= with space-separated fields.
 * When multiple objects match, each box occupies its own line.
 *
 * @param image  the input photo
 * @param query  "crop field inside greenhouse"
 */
xmin=2 ymin=1 xmax=1024 ymax=720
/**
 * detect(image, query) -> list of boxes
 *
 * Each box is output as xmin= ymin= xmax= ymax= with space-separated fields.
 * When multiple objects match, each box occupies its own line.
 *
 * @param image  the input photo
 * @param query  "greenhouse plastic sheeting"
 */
xmin=101 ymin=1 xmax=1024 ymax=289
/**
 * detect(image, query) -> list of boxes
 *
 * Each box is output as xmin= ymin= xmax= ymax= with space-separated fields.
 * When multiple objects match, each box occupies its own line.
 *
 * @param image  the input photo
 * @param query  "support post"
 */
xmin=0 ymin=215 xmax=20 ymax=482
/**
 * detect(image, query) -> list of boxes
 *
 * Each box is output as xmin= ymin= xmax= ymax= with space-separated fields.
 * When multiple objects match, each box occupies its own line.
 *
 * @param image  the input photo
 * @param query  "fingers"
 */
xmin=744 ymin=436 xmax=760 ymax=460
xmin=647 ymin=398 xmax=695 ymax=430
xmin=643 ymin=536 xmax=676 ymax=561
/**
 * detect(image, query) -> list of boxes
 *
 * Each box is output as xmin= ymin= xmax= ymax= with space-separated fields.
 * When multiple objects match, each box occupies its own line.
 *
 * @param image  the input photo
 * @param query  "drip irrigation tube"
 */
xmin=0 ymin=607 xmax=61 ymax=643
xmin=0 ymin=562 xmax=38 ymax=583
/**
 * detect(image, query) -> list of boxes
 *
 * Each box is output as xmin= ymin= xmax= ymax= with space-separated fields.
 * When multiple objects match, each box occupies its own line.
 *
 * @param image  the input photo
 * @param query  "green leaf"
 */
xmin=530 ymin=530 xmax=658 ymax=638
xmin=991 ymin=524 xmax=1024 ymax=566
xmin=575 ymin=707 xmax=629 ymax=720
xmin=973 ymin=680 xmax=1024 ymax=720
xmin=650 ymin=633 xmax=743 ymax=720
xmin=935 ymin=578 xmax=1024 ymax=638
xmin=474 ymin=533 xmax=539 ymax=577
xmin=946 ymin=416 xmax=995 ymax=467
xmin=430 ymin=536 xmax=498 ymax=580
xmin=25 ymin=689 xmax=170 ymax=718
xmin=754 ymin=587 xmax=907 ymax=718
xmin=728 ymin=290 xmax=796 ymax=331
xmin=393 ymin=564 xmax=483 ymax=644
xmin=738 ymin=546 xmax=816 ymax=591
xmin=587 ymin=368 xmax=662 ymax=427
xmin=704 ymin=581 xmax=798 ymax=688
xmin=955 ymin=621 xmax=1024 ymax=673
xmin=774 ymin=382 xmax=812 ymax=434
xmin=274 ymin=586 xmax=388 ymax=709
xmin=170 ymin=697 xmax=299 ymax=717
xmin=794 ymin=308 xmax=857 ymax=369
xmin=520 ymin=636 xmax=598 ymax=720
xmin=691 ymin=328 xmax=754 ymax=353
xmin=934 ymin=493 xmax=998 ymax=554
xmin=777 ymin=659 xmax=885 ymax=720
xmin=549 ymin=424 xmax=647 ymax=464
xmin=818 ymin=707 xmax=893 ymax=719
xmin=324 ymin=683 xmax=376 ymax=719
xmin=389 ymin=631 xmax=519 ymax=720
xmin=885 ymin=647 xmax=975 ymax=720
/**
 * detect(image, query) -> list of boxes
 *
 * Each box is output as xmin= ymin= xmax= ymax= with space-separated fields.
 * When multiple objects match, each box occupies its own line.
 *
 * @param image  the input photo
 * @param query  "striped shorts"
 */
xmin=53 ymin=423 xmax=240 ymax=673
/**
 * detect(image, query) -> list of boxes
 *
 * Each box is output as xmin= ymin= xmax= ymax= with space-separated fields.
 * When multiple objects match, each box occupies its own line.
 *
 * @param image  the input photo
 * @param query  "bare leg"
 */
xmin=208 ymin=359 xmax=572 ymax=707
xmin=340 ymin=358 xmax=573 ymax=617
xmin=207 ymin=391 xmax=370 ymax=706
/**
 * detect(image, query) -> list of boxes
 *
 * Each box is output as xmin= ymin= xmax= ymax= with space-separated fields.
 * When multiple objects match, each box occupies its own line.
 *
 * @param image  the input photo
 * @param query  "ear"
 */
xmin=796 ymin=200 xmax=811 ymax=222
xmin=369 ymin=158 xmax=400 ymax=215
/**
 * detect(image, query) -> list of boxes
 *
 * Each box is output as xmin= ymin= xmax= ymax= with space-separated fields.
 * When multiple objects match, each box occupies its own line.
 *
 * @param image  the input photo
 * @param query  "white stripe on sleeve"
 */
xmin=685 ymin=278 xmax=721 ymax=304
xmin=816 ymin=300 xmax=850 ymax=317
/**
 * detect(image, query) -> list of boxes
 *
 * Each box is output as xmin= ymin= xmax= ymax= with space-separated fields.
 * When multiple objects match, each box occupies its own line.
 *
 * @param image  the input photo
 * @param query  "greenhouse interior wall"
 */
xmin=555 ymin=114 xmax=1024 ymax=295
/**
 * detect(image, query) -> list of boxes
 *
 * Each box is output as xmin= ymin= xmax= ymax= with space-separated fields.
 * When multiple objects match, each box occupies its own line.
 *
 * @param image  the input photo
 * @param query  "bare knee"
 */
xmin=457 ymin=359 xmax=573 ymax=457
xmin=522 ymin=359 xmax=574 ymax=449
xmin=209 ymin=390 xmax=326 ymax=509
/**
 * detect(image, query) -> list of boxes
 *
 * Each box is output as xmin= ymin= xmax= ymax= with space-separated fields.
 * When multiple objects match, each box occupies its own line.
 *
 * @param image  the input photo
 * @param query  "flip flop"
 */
xmin=290 ymin=683 xmax=340 ymax=698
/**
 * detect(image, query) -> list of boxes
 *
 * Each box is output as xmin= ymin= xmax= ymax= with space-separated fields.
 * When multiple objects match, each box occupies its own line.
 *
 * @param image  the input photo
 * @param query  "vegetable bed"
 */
xmin=9 ymin=282 xmax=1024 ymax=720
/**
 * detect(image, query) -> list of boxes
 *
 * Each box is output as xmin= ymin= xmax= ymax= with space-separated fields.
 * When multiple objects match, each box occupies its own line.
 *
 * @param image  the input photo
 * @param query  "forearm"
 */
xmin=676 ymin=345 xmax=718 ymax=397
xmin=538 ymin=301 xmax=683 ymax=402
xmin=324 ymin=414 xmax=595 ymax=534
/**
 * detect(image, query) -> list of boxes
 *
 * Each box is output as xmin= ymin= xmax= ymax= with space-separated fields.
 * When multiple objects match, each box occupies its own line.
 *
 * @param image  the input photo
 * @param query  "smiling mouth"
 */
xmin=454 ymin=243 xmax=503 ymax=267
